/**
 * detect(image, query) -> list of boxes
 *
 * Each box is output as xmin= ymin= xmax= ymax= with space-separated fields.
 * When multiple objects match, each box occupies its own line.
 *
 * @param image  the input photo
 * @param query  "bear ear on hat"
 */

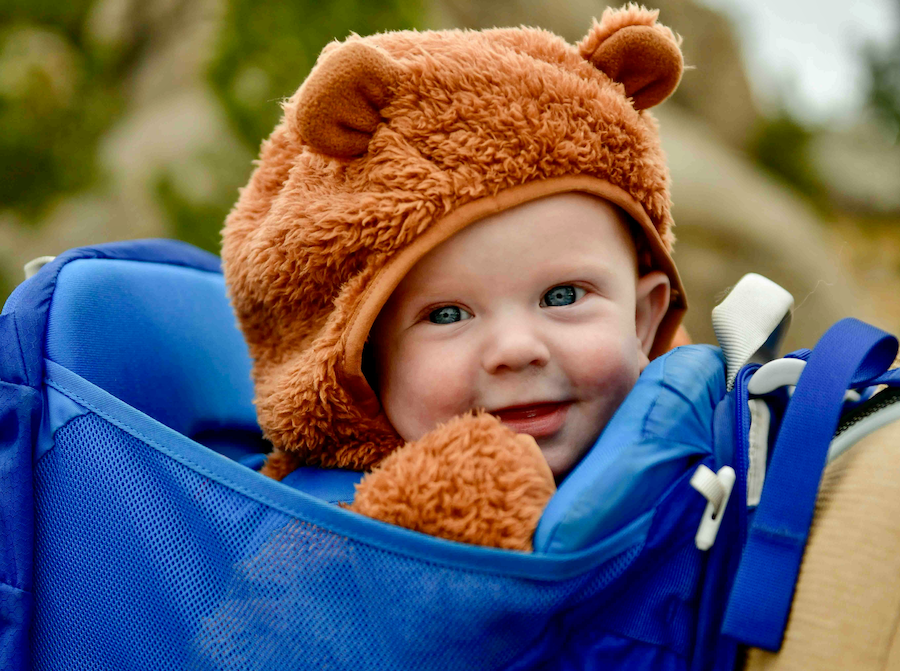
xmin=579 ymin=5 xmax=683 ymax=111
xmin=287 ymin=40 xmax=404 ymax=158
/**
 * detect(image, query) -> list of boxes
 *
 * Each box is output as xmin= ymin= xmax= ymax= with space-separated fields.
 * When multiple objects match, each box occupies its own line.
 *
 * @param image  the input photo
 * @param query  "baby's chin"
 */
xmin=535 ymin=435 xmax=594 ymax=484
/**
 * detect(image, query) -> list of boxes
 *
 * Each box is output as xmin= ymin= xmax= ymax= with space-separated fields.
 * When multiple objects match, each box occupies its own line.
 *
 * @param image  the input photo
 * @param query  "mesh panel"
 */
xmin=32 ymin=413 xmax=654 ymax=671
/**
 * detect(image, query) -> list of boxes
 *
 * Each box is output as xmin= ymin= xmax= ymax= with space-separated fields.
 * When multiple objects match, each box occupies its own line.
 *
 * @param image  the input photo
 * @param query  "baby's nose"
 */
xmin=481 ymin=326 xmax=550 ymax=374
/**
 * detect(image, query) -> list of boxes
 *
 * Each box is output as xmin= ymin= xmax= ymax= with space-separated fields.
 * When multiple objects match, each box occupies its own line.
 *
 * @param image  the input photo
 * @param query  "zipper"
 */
xmin=834 ymin=385 xmax=900 ymax=439
xmin=732 ymin=364 xmax=760 ymax=547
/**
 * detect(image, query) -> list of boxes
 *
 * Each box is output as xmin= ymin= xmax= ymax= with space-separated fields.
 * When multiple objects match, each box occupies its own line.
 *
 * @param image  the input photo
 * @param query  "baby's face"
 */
xmin=370 ymin=193 xmax=670 ymax=480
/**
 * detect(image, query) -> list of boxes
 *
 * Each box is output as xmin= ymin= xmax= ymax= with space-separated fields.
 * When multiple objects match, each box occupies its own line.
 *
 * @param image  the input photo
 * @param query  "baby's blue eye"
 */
xmin=541 ymin=285 xmax=585 ymax=307
xmin=428 ymin=305 xmax=472 ymax=324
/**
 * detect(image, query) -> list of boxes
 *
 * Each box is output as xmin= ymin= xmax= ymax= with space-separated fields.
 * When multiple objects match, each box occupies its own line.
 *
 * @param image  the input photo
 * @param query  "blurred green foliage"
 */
xmin=2 ymin=0 xmax=889 ymax=274
xmin=0 ymin=0 xmax=424 ymax=305
xmin=149 ymin=0 xmax=424 ymax=256
xmin=209 ymin=0 xmax=422 ymax=152
xmin=748 ymin=112 xmax=830 ymax=212
xmin=865 ymin=24 xmax=900 ymax=143
xmin=0 ymin=0 xmax=422 ymax=234
xmin=0 ymin=0 xmax=134 ymax=219
xmin=749 ymin=19 xmax=900 ymax=209
xmin=156 ymin=173 xmax=229 ymax=255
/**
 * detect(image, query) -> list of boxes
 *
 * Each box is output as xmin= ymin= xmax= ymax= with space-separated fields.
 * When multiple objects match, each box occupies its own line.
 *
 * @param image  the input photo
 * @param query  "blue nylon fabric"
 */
xmin=45 ymin=259 xmax=259 ymax=444
xmin=1 ymin=276 xmax=46 ymax=667
xmin=690 ymin=393 xmax=740 ymax=671
xmin=31 ymin=361 xmax=712 ymax=670
xmin=511 ymin=631 xmax=688 ymax=671
xmin=535 ymin=345 xmax=726 ymax=553
xmin=689 ymin=364 xmax=764 ymax=671
xmin=730 ymin=364 xmax=761 ymax=549
xmin=42 ymin=359 xmax=653 ymax=580
xmin=6 ymin=239 xmax=749 ymax=669
xmin=0 ymin=381 xmax=39 ymax=669
xmin=722 ymin=318 xmax=899 ymax=651
xmin=869 ymin=367 xmax=900 ymax=386
xmin=35 ymin=384 xmax=90 ymax=463
xmin=211 ymin=451 xmax=365 ymax=505
xmin=281 ymin=467 xmax=364 ymax=504
xmin=0 ymin=241 xmax=225 ymax=671
xmin=1 ymin=240 xmax=221 ymax=389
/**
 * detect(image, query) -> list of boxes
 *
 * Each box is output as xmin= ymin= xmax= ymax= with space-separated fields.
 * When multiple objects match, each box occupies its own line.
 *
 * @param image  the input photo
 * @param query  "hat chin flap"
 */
xmin=290 ymin=41 xmax=403 ymax=157
xmin=579 ymin=7 xmax=683 ymax=111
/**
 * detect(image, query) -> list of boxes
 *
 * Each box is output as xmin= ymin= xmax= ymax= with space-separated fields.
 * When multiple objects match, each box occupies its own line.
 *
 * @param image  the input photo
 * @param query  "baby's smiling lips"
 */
xmin=490 ymin=401 xmax=572 ymax=438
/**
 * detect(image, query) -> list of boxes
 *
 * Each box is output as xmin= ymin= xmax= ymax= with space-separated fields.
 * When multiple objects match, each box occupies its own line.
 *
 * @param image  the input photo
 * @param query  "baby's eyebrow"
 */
xmin=404 ymin=275 xmax=474 ymax=299
xmin=541 ymin=261 xmax=619 ymax=281
xmin=404 ymin=283 xmax=466 ymax=302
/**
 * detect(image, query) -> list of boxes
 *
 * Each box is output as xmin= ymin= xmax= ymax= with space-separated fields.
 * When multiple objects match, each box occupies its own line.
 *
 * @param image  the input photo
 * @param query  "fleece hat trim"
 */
xmin=341 ymin=173 xmax=687 ymax=410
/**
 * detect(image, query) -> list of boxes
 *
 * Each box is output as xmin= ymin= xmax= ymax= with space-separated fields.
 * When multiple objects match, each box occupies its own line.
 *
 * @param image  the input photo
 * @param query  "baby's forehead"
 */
xmin=409 ymin=193 xmax=639 ymax=279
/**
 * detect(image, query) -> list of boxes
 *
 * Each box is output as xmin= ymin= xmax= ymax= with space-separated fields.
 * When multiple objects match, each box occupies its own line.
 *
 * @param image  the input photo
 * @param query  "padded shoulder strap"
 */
xmin=723 ymin=318 xmax=898 ymax=650
xmin=2 ymin=240 xmax=220 ymax=388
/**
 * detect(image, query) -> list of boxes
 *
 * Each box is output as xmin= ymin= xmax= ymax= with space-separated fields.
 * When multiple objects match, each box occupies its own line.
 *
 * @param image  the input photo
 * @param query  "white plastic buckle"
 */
xmin=748 ymin=357 xmax=861 ymax=403
xmin=747 ymin=358 xmax=806 ymax=395
xmin=691 ymin=464 xmax=736 ymax=551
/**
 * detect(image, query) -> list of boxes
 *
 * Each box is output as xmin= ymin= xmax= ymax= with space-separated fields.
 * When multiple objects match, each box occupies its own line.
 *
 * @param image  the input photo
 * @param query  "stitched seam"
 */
xmin=640 ymin=353 xmax=667 ymax=439
xmin=32 ymin=405 xmax=89 ymax=468
xmin=45 ymin=376 xmax=316 ymax=520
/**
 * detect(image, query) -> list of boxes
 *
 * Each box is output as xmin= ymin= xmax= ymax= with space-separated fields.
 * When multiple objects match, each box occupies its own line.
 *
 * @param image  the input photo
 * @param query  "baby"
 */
xmin=369 ymin=192 xmax=671 ymax=481
xmin=222 ymin=4 xmax=688 ymax=551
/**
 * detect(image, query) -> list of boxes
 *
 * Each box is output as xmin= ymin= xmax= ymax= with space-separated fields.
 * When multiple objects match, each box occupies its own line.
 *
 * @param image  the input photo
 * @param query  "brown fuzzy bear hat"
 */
xmin=222 ymin=4 xmax=687 ymax=476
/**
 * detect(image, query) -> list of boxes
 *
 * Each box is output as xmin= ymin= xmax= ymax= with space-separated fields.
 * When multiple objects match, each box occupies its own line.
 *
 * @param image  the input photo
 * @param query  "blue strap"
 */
xmin=870 ymin=367 xmax=900 ymax=386
xmin=722 ymin=318 xmax=898 ymax=651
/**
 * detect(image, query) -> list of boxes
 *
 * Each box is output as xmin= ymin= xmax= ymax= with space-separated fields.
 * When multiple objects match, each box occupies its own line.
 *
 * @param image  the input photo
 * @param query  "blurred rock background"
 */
xmin=1 ymin=0 xmax=898 ymax=349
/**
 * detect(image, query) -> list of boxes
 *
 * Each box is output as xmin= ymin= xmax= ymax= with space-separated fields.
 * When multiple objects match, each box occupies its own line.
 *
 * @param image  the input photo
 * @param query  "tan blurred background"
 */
xmin=1 ymin=0 xmax=898 ymax=350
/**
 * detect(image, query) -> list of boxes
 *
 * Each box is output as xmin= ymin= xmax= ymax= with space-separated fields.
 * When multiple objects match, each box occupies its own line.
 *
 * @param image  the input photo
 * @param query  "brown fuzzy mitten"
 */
xmin=350 ymin=412 xmax=556 ymax=551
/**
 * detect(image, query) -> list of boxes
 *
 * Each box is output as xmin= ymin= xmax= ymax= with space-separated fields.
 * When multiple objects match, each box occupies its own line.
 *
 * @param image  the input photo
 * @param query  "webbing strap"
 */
xmin=722 ymin=318 xmax=898 ymax=651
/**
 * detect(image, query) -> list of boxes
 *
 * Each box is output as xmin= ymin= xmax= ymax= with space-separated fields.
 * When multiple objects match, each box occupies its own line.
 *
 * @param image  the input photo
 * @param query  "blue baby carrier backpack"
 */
xmin=2 ymin=239 xmax=899 ymax=670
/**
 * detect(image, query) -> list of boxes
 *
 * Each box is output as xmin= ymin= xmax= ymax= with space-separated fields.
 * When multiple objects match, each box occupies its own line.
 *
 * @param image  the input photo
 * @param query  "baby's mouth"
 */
xmin=491 ymin=402 xmax=572 ymax=438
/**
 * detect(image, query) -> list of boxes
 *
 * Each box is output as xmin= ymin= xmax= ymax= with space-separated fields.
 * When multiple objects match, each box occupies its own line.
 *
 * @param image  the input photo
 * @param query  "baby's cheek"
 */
xmin=567 ymin=332 xmax=641 ymax=400
xmin=392 ymin=344 xmax=477 ymax=439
